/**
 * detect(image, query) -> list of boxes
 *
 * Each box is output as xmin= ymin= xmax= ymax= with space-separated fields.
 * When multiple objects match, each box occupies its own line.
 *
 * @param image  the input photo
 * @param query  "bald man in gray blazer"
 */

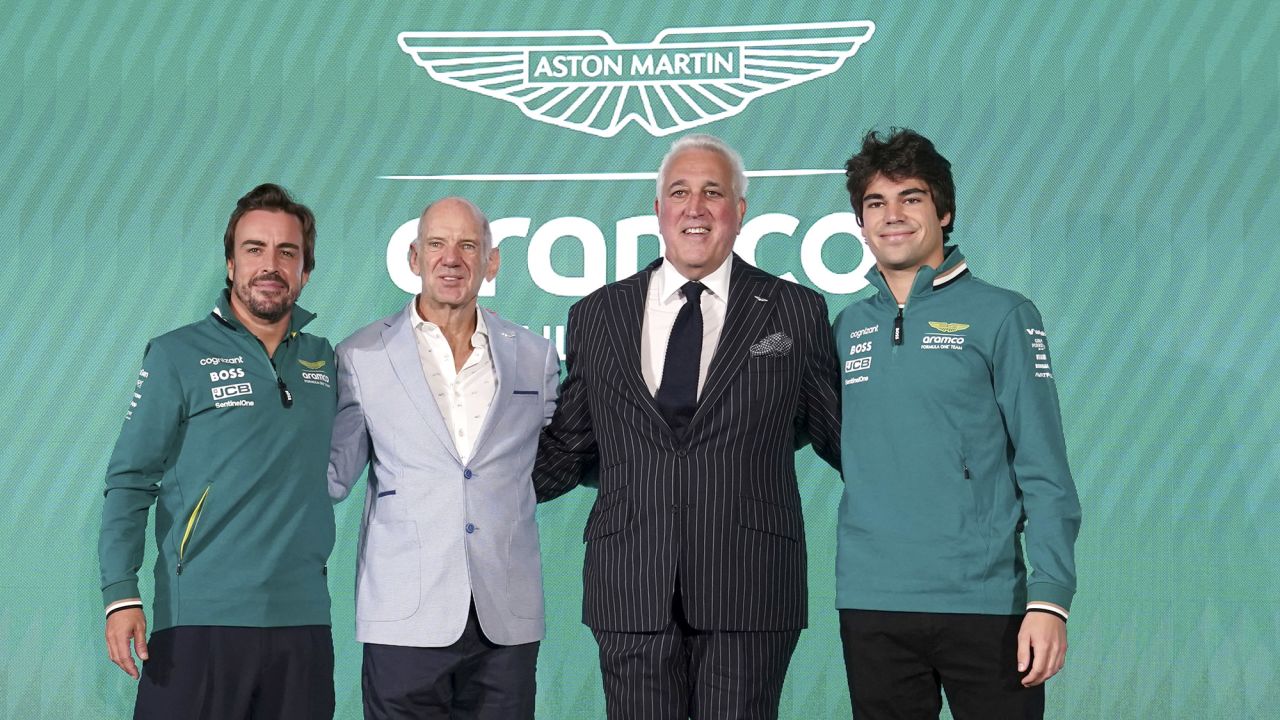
xmin=329 ymin=198 xmax=558 ymax=719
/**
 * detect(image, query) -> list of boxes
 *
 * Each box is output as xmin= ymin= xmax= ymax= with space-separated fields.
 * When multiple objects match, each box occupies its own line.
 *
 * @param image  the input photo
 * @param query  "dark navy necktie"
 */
xmin=655 ymin=281 xmax=705 ymax=434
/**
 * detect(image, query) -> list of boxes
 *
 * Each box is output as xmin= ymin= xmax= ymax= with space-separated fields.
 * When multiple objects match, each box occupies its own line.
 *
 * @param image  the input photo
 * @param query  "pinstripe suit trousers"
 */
xmin=593 ymin=588 xmax=800 ymax=720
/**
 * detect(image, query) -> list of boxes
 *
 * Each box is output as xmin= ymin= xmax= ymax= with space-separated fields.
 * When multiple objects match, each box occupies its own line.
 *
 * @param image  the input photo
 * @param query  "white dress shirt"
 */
xmin=410 ymin=302 xmax=495 ymax=463
xmin=640 ymin=254 xmax=732 ymax=398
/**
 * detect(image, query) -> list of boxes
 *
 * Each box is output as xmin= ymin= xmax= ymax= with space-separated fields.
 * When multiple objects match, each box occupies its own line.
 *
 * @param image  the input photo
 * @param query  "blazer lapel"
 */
xmin=382 ymin=305 xmax=461 ymax=463
xmin=467 ymin=310 xmax=512 ymax=462
xmin=692 ymin=256 xmax=775 ymax=426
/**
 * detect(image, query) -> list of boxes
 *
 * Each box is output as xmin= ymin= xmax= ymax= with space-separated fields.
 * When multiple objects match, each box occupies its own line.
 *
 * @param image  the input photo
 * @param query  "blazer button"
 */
xmin=465 ymin=523 xmax=476 ymax=534
xmin=676 ymin=448 xmax=688 ymax=458
xmin=463 ymin=468 xmax=473 ymax=479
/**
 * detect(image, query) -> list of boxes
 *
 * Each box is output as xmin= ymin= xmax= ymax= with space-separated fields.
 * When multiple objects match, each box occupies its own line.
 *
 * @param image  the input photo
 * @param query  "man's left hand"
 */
xmin=1017 ymin=611 xmax=1067 ymax=687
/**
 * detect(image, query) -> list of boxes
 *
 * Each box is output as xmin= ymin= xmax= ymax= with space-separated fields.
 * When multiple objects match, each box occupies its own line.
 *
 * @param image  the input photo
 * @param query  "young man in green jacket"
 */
xmin=834 ymin=129 xmax=1081 ymax=719
xmin=98 ymin=184 xmax=337 ymax=719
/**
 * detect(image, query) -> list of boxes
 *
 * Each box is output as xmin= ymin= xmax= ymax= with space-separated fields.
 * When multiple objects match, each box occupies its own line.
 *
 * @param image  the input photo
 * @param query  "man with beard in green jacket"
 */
xmin=98 ymin=184 xmax=337 ymax=719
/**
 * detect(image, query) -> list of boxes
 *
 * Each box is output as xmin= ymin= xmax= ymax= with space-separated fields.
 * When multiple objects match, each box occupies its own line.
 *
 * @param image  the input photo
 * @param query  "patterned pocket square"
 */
xmin=749 ymin=332 xmax=793 ymax=357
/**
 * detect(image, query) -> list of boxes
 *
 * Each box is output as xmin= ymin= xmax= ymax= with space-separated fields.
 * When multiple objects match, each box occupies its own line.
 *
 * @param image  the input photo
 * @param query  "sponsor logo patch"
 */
xmin=849 ymin=324 xmax=879 ymax=340
xmin=211 ymin=382 xmax=253 ymax=401
xmin=299 ymin=359 xmax=327 ymax=370
xmin=845 ymin=356 xmax=872 ymax=373
xmin=209 ymin=368 xmax=246 ymax=382
xmin=199 ymin=355 xmax=244 ymax=366
xmin=301 ymin=371 xmax=331 ymax=388
xmin=928 ymin=321 xmax=969 ymax=333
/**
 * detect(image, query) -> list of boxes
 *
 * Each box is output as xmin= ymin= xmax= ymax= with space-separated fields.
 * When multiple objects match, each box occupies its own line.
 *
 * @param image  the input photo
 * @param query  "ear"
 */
xmin=408 ymin=243 xmax=422 ymax=277
xmin=484 ymin=248 xmax=501 ymax=282
xmin=299 ymin=270 xmax=310 ymax=290
xmin=226 ymin=258 xmax=235 ymax=284
xmin=940 ymin=211 xmax=953 ymax=227
xmin=736 ymin=197 xmax=747 ymax=224
xmin=653 ymin=198 xmax=660 ymax=216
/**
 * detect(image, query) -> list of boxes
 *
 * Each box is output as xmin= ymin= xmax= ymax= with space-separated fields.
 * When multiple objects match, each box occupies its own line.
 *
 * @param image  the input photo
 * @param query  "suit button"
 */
xmin=676 ymin=448 xmax=688 ymax=458
xmin=465 ymin=523 xmax=476 ymax=534
xmin=463 ymin=468 xmax=473 ymax=479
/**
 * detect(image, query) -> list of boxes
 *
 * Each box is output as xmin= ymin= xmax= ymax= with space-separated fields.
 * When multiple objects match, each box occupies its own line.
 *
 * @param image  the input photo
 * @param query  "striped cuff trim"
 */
xmin=1026 ymin=603 xmax=1069 ymax=622
xmin=105 ymin=599 xmax=144 ymax=618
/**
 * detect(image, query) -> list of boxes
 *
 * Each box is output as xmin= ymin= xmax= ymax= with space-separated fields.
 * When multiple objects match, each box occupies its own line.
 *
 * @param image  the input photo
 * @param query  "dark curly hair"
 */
xmin=844 ymin=128 xmax=955 ymax=239
xmin=222 ymin=183 xmax=316 ymax=288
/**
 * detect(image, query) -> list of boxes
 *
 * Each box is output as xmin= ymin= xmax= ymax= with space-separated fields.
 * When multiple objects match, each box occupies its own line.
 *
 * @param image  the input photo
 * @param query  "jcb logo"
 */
xmin=845 ymin=357 xmax=872 ymax=373
xmin=211 ymin=382 xmax=253 ymax=401
xmin=210 ymin=368 xmax=246 ymax=382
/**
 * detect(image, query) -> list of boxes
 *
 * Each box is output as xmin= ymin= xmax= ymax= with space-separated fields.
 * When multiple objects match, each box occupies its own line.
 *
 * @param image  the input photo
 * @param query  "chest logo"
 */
xmin=299 ymin=359 xmax=327 ymax=370
xmin=928 ymin=321 xmax=969 ymax=333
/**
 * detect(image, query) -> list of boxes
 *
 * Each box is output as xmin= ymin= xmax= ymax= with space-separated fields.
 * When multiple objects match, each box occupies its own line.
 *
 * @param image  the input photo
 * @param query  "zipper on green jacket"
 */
xmin=177 ymin=485 xmax=212 ymax=575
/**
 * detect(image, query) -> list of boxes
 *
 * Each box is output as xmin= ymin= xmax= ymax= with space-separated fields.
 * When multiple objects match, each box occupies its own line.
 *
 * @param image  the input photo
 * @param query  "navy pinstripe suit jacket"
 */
xmin=535 ymin=255 xmax=842 ymax=633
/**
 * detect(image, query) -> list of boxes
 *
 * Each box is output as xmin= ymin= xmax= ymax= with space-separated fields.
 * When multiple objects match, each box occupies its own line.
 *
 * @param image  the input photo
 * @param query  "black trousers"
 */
xmin=592 ymin=588 xmax=801 ymax=720
xmin=134 ymin=625 xmax=334 ymax=720
xmin=361 ymin=603 xmax=539 ymax=720
xmin=839 ymin=610 xmax=1045 ymax=720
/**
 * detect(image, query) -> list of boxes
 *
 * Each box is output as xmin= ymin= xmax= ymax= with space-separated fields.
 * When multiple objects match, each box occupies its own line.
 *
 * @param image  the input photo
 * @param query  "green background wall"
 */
xmin=1 ymin=1 xmax=1275 ymax=717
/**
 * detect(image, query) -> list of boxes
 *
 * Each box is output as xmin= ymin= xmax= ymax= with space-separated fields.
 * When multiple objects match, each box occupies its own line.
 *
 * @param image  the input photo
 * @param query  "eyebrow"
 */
xmin=239 ymin=239 xmax=301 ymax=249
xmin=666 ymin=179 xmax=724 ymax=191
xmin=862 ymin=187 xmax=930 ymax=203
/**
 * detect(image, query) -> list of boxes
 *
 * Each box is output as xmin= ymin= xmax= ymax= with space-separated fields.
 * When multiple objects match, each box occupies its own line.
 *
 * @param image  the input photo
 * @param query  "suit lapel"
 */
xmin=382 ymin=305 xmax=461 ymax=463
xmin=692 ymin=256 xmax=775 ymax=427
xmin=604 ymin=260 xmax=670 ymax=430
xmin=468 ymin=310 xmax=511 ymax=461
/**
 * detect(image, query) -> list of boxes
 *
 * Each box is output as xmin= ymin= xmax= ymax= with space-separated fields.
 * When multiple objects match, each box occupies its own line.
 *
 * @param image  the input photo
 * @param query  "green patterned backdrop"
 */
xmin=1 ymin=1 xmax=1276 ymax=717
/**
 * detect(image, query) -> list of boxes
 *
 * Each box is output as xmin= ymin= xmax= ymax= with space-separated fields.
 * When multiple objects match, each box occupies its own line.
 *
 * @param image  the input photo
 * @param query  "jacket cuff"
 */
xmin=1027 ymin=581 xmax=1074 ymax=612
xmin=102 ymin=579 xmax=141 ymax=606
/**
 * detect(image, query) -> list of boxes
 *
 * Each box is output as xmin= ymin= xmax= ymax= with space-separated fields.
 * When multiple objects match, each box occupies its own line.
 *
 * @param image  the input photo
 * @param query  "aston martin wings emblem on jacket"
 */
xmin=397 ymin=21 xmax=876 ymax=137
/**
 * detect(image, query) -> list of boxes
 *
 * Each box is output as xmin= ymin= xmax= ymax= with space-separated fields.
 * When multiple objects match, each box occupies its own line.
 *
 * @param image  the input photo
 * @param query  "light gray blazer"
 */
xmin=328 ymin=302 xmax=558 ymax=647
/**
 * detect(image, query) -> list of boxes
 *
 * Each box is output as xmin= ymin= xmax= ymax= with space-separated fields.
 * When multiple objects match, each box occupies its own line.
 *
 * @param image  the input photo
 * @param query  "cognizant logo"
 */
xmin=398 ymin=21 xmax=875 ymax=137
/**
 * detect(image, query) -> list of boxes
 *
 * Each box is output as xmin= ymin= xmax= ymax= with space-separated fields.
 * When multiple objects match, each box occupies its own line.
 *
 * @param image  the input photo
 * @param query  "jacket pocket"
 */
xmin=176 ymin=485 xmax=212 ymax=575
xmin=738 ymin=496 xmax=801 ymax=542
xmin=357 ymin=521 xmax=422 ymax=622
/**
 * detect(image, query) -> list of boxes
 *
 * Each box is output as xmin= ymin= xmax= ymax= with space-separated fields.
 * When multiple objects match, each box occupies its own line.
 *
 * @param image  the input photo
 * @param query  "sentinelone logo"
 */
xmin=398 ymin=21 xmax=875 ymax=137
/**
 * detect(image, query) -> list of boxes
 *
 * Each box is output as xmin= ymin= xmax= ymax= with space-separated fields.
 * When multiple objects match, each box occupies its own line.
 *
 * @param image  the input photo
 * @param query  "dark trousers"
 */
xmin=134 ymin=625 xmax=334 ymax=720
xmin=362 ymin=603 xmax=539 ymax=720
xmin=592 ymin=589 xmax=801 ymax=720
xmin=840 ymin=610 xmax=1044 ymax=720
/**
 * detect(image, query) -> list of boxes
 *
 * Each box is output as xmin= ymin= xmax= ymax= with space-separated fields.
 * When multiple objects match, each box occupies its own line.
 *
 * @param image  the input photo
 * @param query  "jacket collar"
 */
xmin=212 ymin=289 xmax=316 ymax=337
xmin=865 ymin=244 xmax=970 ymax=301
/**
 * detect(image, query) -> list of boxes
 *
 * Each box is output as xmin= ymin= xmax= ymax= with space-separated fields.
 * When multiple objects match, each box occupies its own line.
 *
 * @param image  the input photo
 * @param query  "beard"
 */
xmin=233 ymin=272 xmax=298 ymax=323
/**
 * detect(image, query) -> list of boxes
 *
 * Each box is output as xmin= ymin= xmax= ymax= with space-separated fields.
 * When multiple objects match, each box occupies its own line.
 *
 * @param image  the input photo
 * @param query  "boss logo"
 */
xmin=209 ymin=368 xmax=246 ymax=382
xmin=848 ymin=341 xmax=872 ymax=355
xmin=211 ymin=382 xmax=253 ymax=400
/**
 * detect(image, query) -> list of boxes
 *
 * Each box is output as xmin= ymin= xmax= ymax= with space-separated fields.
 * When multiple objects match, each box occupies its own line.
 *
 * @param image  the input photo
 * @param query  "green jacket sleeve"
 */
xmin=993 ymin=300 xmax=1082 ymax=611
xmin=98 ymin=340 xmax=185 ymax=606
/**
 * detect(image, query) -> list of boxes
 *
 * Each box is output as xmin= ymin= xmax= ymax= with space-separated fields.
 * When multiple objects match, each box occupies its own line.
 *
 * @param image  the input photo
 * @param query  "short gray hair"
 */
xmin=656 ymin=133 xmax=748 ymax=200
xmin=413 ymin=196 xmax=493 ymax=252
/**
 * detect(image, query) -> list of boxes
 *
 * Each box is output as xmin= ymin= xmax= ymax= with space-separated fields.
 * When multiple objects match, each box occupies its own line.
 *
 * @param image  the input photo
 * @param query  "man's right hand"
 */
xmin=105 ymin=605 xmax=149 ymax=679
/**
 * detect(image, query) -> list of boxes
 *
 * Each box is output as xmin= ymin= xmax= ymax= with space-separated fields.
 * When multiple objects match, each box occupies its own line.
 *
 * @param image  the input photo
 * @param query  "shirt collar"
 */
xmin=657 ymin=253 xmax=732 ymax=304
xmin=409 ymin=301 xmax=490 ymax=346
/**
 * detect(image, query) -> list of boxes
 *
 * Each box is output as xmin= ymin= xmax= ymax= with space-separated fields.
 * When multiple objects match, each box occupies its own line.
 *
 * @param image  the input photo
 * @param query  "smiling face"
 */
xmin=410 ymin=197 xmax=499 ymax=320
xmin=655 ymin=147 xmax=746 ymax=280
xmin=860 ymin=172 xmax=951 ymax=275
xmin=226 ymin=209 xmax=309 ymax=323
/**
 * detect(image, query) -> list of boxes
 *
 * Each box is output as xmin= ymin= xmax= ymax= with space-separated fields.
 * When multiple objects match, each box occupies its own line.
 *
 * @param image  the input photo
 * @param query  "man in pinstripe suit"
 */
xmin=535 ymin=134 xmax=842 ymax=719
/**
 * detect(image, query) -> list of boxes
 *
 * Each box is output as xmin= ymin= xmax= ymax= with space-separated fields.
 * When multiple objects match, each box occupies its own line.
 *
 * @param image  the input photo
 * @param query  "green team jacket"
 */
xmin=833 ymin=245 xmax=1081 ymax=615
xmin=98 ymin=291 xmax=337 ymax=630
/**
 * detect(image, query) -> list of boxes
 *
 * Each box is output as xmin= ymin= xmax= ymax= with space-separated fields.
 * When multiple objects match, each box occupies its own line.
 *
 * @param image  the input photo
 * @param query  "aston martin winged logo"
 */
xmin=397 ymin=21 xmax=875 ymax=137
xmin=928 ymin=322 xmax=970 ymax=333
